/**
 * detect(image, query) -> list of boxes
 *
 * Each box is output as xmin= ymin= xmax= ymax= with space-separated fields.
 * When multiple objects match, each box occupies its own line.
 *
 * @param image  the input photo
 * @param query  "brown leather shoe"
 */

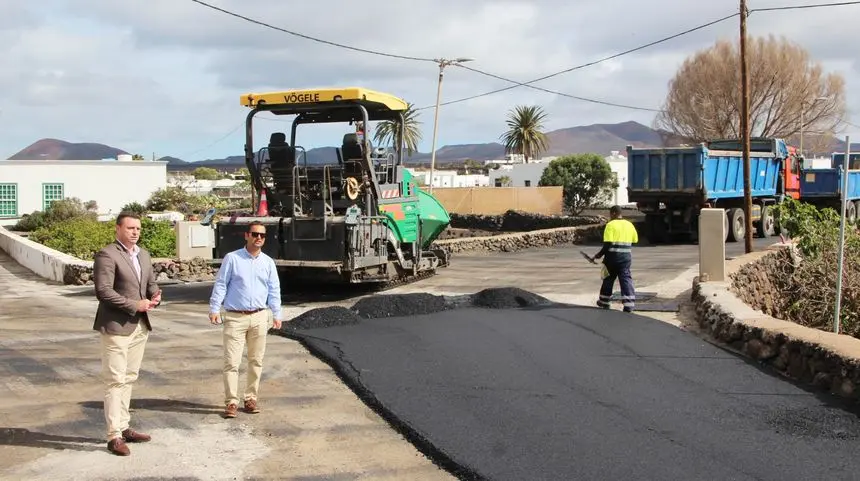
xmin=223 ymin=403 xmax=238 ymax=418
xmin=107 ymin=437 xmax=130 ymax=456
xmin=243 ymin=398 xmax=260 ymax=414
xmin=122 ymin=429 xmax=151 ymax=443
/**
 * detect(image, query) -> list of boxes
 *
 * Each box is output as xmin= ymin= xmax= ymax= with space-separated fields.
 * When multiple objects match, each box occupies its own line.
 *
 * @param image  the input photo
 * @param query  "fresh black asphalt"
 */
xmin=278 ymin=289 xmax=860 ymax=481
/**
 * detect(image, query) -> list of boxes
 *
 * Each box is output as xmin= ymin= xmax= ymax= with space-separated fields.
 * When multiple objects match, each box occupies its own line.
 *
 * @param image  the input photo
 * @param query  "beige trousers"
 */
xmin=101 ymin=322 xmax=149 ymax=441
xmin=222 ymin=310 xmax=269 ymax=406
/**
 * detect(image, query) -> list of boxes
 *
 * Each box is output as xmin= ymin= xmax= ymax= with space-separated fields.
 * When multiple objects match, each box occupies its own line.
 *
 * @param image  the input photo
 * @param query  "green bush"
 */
xmin=31 ymin=218 xmax=114 ymax=260
xmin=29 ymin=217 xmax=176 ymax=260
xmin=139 ymin=218 xmax=176 ymax=258
xmin=770 ymin=198 xmax=860 ymax=336
xmin=121 ymin=202 xmax=148 ymax=216
xmin=12 ymin=197 xmax=97 ymax=232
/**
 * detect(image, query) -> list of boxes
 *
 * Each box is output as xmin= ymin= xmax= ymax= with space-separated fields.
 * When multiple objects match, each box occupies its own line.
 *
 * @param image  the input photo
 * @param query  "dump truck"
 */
xmin=211 ymin=87 xmax=450 ymax=285
xmin=799 ymin=152 xmax=860 ymax=225
xmin=626 ymin=138 xmax=801 ymax=243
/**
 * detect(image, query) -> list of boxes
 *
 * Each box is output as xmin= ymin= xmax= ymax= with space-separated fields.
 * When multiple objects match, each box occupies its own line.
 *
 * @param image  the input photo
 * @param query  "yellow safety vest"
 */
xmin=602 ymin=219 xmax=638 ymax=262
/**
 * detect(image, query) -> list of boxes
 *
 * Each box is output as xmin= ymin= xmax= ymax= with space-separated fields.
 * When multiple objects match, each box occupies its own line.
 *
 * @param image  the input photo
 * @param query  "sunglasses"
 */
xmin=249 ymin=232 xmax=267 ymax=238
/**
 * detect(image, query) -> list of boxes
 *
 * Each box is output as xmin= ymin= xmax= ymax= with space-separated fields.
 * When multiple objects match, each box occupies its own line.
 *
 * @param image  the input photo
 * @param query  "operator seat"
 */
xmin=268 ymin=132 xmax=295 ymax=165
xmin=341 ymin=133 xmax=366 ymax=177
xmin=267 ymin=132 xmax=296 ymax=215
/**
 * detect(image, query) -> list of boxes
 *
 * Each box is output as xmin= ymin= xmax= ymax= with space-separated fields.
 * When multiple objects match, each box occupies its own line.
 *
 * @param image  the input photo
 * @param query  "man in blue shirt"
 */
xmin=209 ymin=221 xmax=283 ymax=419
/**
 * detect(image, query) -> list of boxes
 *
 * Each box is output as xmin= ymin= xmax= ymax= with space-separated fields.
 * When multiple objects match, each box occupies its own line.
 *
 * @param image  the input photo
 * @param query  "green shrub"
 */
xmin=139 ymin=218 xmax=176 ymax=258
xmin=31 ymin=218 xmax=114 ymax=260
xmin=12 ymin=198 xmax=96 ymax=232
xmin=770 ymin=197 xmax=860 ymax=336
xmin=121 ymin=202 xmax=148 ymax=216
xmin=29 ymin=217 xmax=176 ymax=260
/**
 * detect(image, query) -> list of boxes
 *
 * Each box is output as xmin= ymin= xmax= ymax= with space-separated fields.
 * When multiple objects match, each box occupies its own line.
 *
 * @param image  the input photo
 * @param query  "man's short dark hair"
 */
xmin=248 ymin=221 xmax=265 ymax=231
xmin=116 ymin=211 xmax=141 ymax=226
xmin=609 ymin=205 xmax=622 ymax=217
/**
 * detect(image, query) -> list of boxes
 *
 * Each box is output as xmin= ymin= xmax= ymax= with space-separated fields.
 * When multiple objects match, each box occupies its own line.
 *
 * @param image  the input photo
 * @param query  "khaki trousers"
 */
xmin=100 ymin=322 xmax=149 ymax=441
xmin=222 ymin=310 xmax=269 ymax=406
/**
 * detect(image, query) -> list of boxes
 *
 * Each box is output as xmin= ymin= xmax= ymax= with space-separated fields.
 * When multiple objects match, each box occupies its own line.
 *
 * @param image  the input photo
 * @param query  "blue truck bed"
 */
xmin=627 ymin=141 xmax=784 ymax=202
xmin=800 ymin=167 xmax=860 ymax=201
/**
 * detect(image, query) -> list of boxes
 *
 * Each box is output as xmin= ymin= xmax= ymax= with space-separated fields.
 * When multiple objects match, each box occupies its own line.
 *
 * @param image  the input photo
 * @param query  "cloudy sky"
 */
xmin=1 ymin=0 xmax=859 ymax=161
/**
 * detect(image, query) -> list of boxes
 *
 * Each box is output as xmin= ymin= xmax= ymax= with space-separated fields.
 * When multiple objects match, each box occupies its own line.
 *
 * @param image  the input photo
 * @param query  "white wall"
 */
xmin=489 ymin=162 xmax=550 ymax=187
xmin=0 ymin=225 xmax=92 ymax=283
xmin=168 ymin=176 xmax=239 ymax=194
xmin=606 ymin=151 xmax=630 ymax=206
xmin=0 ymin=160 xmax=167 ymax=224
xmin=406 ymin=169 xmax=489 ymax=188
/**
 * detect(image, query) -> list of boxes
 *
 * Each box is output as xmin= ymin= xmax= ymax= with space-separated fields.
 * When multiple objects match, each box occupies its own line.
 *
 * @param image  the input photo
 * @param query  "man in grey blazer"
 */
xmin=92 ymin=211 xmax=162 ymax=456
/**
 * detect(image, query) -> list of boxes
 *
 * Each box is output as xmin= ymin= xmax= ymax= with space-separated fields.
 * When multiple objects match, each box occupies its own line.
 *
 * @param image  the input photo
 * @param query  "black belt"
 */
xmin=226 ymin=308 xmax=265 ymax=314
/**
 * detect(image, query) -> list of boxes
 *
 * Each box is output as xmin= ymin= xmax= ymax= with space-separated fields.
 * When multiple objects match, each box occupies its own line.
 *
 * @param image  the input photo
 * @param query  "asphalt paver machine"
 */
xmin=212 ymin=87 xmax=450 ymax=285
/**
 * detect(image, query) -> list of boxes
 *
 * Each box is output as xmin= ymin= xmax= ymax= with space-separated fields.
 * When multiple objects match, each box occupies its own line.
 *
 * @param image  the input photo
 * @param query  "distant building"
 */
xmin=406 ymin=168 xmax=490 ymax=188
xmin=605 ymin=150 xmax=631 ymax=206
xmin=488 ymin=158 xmax=554 ymax=187
xmin=0 ymin=156 xmax=167 ymax=226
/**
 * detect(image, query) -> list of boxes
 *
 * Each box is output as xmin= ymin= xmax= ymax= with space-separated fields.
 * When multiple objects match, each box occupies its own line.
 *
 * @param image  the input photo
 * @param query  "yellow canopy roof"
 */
xmin=240 ymin=87 xmax=408 ymax=112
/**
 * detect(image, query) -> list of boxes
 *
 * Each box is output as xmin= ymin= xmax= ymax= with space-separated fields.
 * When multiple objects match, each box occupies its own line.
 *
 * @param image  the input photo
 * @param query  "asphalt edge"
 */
xmin=691 ymin=242 xmax=860 ymax=403
xmin=271 ymin=328 xmax=488 ymax=481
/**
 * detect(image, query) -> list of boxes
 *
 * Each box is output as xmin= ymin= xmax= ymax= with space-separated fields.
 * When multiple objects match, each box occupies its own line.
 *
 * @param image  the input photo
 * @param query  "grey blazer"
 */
xmin=92 ymin=240 xmax=159 ymax=335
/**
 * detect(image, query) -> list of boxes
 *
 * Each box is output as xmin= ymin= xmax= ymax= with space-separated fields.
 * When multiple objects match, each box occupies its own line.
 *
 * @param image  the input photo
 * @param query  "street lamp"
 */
xmin=800 ymin=96 xmax=832 ymax=158
xmin=428 ymin=57 xmax=473 ymax=193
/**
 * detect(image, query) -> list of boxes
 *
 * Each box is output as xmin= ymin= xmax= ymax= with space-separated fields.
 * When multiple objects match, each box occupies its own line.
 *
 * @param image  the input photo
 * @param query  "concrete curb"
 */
xmin=0 ymin=225 xmax=93 ymax=284
xmin=691 ymin=244 xmax=860 ymax=402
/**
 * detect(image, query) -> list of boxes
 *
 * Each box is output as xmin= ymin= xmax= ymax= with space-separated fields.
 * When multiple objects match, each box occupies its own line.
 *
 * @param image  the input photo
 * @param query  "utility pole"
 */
xmin=740 ymin=0 xmax=753 ymax=254
xmin=428 ymin=57 xmax=473 ymax=193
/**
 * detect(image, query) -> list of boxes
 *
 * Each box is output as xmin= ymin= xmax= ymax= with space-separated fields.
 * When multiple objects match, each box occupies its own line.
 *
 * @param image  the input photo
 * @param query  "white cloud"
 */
xmin=1 ymin=0 xmax=859 ymax=160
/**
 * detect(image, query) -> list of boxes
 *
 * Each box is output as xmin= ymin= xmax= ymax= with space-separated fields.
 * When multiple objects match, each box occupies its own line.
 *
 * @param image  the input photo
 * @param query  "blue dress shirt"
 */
xmin=209 ymin=248 xmax=282 ymax=320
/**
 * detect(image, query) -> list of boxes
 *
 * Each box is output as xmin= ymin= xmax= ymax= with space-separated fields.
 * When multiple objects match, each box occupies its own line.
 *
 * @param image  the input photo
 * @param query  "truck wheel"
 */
xmin=727 ymin=208 xmax=745 ymax=242
xmin=757 ymin=205 xmax=776 ymax=238
xmin=644 ymin=215 xmax=667 ymax=244
xmin=847 ymin=202 xmax=857 ymax=225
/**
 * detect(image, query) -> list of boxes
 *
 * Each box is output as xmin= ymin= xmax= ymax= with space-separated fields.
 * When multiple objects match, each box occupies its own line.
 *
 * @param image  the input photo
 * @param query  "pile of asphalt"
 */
xmin=278 ymin=288 xmax=557 ymax=333
xmin=283 ymin=306 xmax=361 ymax=330
xmin=351 ymin=293 xmax=450 ymax=319
xmin=471 ymin=287 xmax=552 ymax=309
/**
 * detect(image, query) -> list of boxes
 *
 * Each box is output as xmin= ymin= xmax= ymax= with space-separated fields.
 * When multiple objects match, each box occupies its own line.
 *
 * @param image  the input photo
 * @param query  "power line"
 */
xmin=750 ymin=1 xmax=860 ymax=12
xmin=451 ymin=65 xmax=661 ymax=112
xmin=188 ymin=0 xmax=436 ymax=63
xmin=424 ymin=12 xmax=740 ymax=110
xmin=188 ymin=0 xmax=734 ymax=113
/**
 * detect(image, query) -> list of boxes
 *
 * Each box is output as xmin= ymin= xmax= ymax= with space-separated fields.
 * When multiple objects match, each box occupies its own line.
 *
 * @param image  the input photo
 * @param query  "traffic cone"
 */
xmin=256 ymin=188 xmax=269 ymax=216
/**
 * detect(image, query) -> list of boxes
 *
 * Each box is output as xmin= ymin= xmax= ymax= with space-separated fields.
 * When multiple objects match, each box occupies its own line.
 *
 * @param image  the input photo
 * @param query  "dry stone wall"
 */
xmin=432 ymin=225 xmax=604 ymax=255
xmin=692 ymin=248 xmax=860 ymax=403
xmin=449 ymin=210 xmax=604 ymax=232
xmin=64 ymin=257 xmax=217 ymax=286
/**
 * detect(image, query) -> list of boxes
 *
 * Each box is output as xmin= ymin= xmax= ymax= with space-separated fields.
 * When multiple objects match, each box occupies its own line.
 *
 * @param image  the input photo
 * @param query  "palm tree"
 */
xmin=373 ymin=102 xmax=423 ymax=157
xmin=500 ymin=105 xmax=550 ymax=163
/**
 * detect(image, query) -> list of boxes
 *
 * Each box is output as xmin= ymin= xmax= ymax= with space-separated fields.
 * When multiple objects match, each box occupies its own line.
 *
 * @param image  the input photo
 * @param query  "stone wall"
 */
xmin=692 ymin=249 xmax=860 ymax=403
xmin=728 ymin=248 xmax=797 ymax=320
xmin=433 ymin=224 xmax=604 ymax=255
xmin=449 ymin=210 xmax=604 ymax=232
xmin=63 ymin=257 xmax=218 ymax=286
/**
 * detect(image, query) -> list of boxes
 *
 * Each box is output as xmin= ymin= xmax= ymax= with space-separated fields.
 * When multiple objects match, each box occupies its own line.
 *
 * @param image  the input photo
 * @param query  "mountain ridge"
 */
xmin=8 ymin=121 xmax=855 ymax=170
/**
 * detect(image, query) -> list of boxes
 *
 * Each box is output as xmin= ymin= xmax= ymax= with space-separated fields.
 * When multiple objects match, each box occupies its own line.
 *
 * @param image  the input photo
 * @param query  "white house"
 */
xmin=167 ymin=175 xmax=240 ymax=195
xmin=0 ymin=157 xmax=168 ymax=226
xmin=606 ymin=150 xmax=631 ymax=206
xmin=406 ymin=168 xmax=490 ymax=188
xmin=488 ymin=160 xmax=552 ymax=187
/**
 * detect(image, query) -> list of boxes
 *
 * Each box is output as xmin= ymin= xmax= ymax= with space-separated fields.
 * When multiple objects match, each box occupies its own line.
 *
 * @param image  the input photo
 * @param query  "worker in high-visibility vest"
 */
xmin=589 ymin=205 xmax=639 ymax=312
